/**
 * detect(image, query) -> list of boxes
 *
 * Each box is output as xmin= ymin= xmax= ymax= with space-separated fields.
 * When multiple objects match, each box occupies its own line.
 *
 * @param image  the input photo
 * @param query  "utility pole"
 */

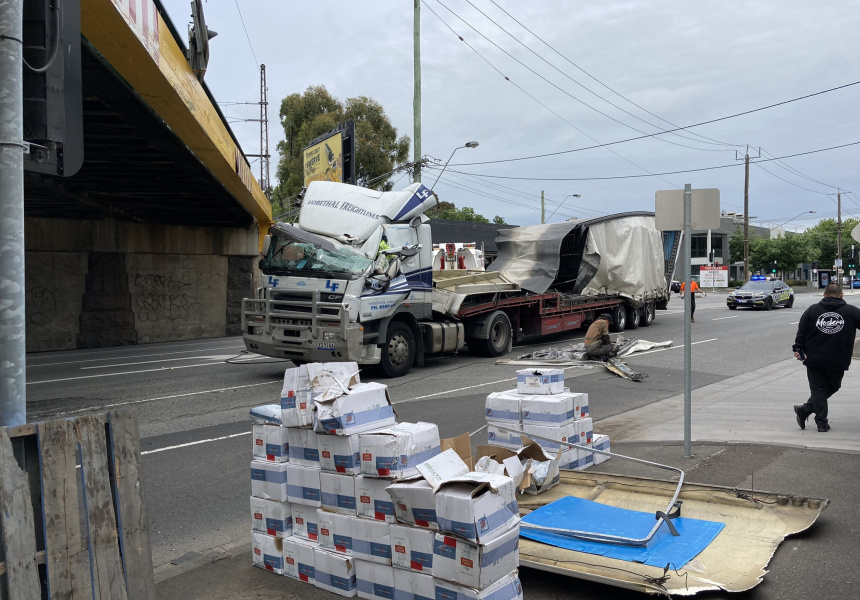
xmin=837 ymin=189 xmax=842 ymax=284
xmin=259 ymin=64 xmax=270 ymax=198
xmin=737 ymin=146 xmax=759 ymax=281
xmin=413 ymin=0 xmax=422 ymax=183
xmin=541 ymin=190 xmax=545 ymax=224
xmin=0 ymin=0 xmax=27 ymax=427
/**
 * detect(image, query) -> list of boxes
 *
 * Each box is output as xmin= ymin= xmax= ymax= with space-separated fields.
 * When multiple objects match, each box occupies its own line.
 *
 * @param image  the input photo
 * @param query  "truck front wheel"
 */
xmin=470 ymin=311 xmax=512 ymax=357
xmin=380 ymin=321 xmax=416 ymax=378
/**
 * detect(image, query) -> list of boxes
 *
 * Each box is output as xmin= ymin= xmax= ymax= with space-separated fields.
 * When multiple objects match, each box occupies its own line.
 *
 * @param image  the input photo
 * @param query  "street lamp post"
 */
xmin=430 ymin=141 xmax=478 ymax=192
xmin=776 ymin=210 xmax=816 ymax=229
xmin=545 ymin=193 xmax=582 ymax=223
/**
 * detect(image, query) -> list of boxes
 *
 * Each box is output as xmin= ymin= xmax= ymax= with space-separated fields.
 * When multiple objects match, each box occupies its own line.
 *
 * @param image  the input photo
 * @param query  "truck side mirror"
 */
xmin=410 ymin=216 xmax=422 ymax=229
xmin=398 ymin=246 xmax=419 ymax=258
xmin=261 ymin=234 xmax=271 ymax=256
xmin=385 ymin=259 xmax=400 ymax=280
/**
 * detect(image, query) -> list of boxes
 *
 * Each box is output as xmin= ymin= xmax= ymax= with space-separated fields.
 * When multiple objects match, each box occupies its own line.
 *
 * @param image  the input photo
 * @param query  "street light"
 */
xmin=545 ymin=193 xmax=582 ymax=223
xmin=776 ymin=210 xmax=816 ymax=229
xmin=430 ymin=141 xmax=479 ymax=192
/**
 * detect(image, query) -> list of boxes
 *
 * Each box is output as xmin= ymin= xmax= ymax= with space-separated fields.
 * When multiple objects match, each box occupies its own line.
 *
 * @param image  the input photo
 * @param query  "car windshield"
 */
xmin=261 ymin=228 xmax=373 ymax=278
xmin=740 ymin=281 xmax=775 ymax=291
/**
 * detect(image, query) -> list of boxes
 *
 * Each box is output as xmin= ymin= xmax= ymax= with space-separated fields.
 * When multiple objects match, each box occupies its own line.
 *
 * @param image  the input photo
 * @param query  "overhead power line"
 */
xmin=233 ymin=0 xmax=260 ymax=69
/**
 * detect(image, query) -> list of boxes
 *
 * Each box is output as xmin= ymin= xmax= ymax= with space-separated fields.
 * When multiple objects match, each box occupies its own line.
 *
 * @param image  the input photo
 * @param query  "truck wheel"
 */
xmin=640 ymin=303 xmax=655 ymax=327
xmin=625 ymin=305 xmax=640 ymax=330
xmin=470 ymin=311 xmax=512 ymax=357
xmin=609 ymin=305 xmax=627 ymax=332
xmin=380 ymin=321 xmax=415 ymax=378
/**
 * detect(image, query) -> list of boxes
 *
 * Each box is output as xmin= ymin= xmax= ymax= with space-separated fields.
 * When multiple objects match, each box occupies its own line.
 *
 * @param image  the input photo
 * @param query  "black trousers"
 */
xmin=690 ymin=292 xmax=696 ymax=317
xmin=802 ymin=367 xmax=844 ymax=427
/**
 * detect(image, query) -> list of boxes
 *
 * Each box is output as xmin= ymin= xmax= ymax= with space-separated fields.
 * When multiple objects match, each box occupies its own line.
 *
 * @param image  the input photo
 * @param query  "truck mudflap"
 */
xmin=516 ymin=470 xmax=828 ymax=595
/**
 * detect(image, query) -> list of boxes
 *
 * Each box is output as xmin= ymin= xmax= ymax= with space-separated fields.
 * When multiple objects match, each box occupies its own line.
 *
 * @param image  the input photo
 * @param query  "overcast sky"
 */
xmin=160 ymin=1 xmax=860 ymax=230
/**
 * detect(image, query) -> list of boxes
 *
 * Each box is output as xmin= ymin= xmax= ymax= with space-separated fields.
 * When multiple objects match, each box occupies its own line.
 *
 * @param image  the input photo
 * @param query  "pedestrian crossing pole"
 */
xmin=683 ymin=184 xmax=692 ymax=459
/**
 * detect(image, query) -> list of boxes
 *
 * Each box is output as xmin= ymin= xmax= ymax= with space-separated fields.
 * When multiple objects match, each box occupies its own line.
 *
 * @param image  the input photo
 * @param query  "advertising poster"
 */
xmin=303 ymin=132 xmax=344 ymax=186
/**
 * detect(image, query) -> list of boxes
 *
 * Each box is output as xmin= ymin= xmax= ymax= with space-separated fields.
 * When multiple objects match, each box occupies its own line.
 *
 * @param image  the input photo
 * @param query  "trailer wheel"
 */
xmin=609 ymin=305 xmax=627 ymax=332
xmin=625 ymin=305 xmax=640 ymax=330
xmin=640 ymin=303 xmax=655 ymax=327
xmin=379 ymin=321 xmax=416 ymax=378
xmin=470 ymin=311 xmax=512 ymax=357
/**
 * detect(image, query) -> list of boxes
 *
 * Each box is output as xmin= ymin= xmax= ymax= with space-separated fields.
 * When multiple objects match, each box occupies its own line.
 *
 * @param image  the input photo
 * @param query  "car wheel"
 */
xmin=609 ymin=304 xmax=627 ymax=332
xmin=786 ymin=295 xmax=794 ymax=308
xmin=625 ymin=305 xmax=640 ymax=330
xmin=640 ymin=303 xmax=655 ymax=327
xmin=764 ymin=298 xmax=773 ymax=311
xmin=379 ymin=321 xmax=416 ymax=378
xmin=728 ymin=305 xmax=737 ymax=310
xmin=470 ymin=311 xmax=512 ymax=357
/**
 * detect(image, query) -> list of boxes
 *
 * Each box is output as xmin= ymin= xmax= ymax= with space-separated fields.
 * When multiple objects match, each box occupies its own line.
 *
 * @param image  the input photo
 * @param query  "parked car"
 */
xmin=670 ymin=280 xmax=681 ymax=293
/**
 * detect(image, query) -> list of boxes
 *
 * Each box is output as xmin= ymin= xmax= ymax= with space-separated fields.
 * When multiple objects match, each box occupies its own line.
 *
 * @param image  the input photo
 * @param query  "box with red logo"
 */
xmin=321 ymin=472 xmax=358 ymax=515
xmin=392 ymin=568 xmax=435 ymax=600
xmin=281 ymin=364 xmax=314 ymax=427
xmin=317 ymin=509 xmax=354 ymax=555
xmin=250 ymin=496 xmax=292 ymax=538
xmin=516 ymin=368 xmax=564 ymax=395
xmin=434 ymin=473 xmax=519 ymax=544
xmin=251 ymin=531 xmax=284 ymax=575
xmin=355 ymin=475 xmax=396 ymax=523
xmin=521 ymin=422 xmax=578 ymax=452
xmin=575 ymin=417 xmax=594 ymax=446
xmin=283 ymin=535 xmax=317 ymax=581
xmin=314 ymin=382 xmax=396 ymax=436
xmin=314 ymin=547 xmax=358 ymax=597
xmin=351 ymin=517 xmax=391 ymax=565
xmin=389 ymin=524 xmax=434 ymax=574
xmin=252 ymin=423 xmax=289 ymax=462
xmin=432 ymin=525 xmax=519 ymax=589
xmin=288 ymin=427 xmax=320 ymax=467
xmin=386 ymin=478 xmax=438 ymax=530
xmin=356 ymin=560 xmax=395 ymax=600
xmin=359 ymin=422 xmax=441 ymax=480
xmin=433 ymin=570 xmax=523 ymax=599
xmin=291 ymin=502 xmax=320 ymax=543
xmin=318 ymin=432 xmax=362 ymax=475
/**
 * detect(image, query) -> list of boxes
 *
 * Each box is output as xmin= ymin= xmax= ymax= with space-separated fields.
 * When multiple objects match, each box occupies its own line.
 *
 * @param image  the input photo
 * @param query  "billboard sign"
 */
xmin=303 ymin=121 xmax=355 ymax=187
xmin=700 ymin=265 xmax=729 ymax=287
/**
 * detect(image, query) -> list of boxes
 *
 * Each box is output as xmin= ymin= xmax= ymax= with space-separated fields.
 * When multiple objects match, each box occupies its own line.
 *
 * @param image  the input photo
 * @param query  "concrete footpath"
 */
xmin=156 ymin=358 xmax=860 ymax=599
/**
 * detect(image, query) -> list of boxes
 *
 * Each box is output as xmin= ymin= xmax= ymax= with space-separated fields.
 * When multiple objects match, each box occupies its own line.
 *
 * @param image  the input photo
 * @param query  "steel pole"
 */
xmin=683 ymin=184 xmax=692 ymax=458
xmin=0 ymin=0 xmax=27 ymax=427
xmin=413 ymin=0 xmax=422 ymax=183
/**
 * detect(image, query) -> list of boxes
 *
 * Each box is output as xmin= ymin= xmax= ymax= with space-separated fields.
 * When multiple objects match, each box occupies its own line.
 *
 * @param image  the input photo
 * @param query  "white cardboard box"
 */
xmin=356 ymin=560 xmax=395 ymax=600
xmin=351 ymin=517 xmax=392 ymax=565
xmin=281 ymin=364 xmax=314 ymax=427
xmin=250 ymin=404 xmax=282 ymax=426
xmin=432 ymin=525 xmax=520 ymax=589
xmin=288 ymin=427 xmax=320 ymax=467
xmin=252 ymin=423 xmax=289 ymax=463
xmin=433 ymin=570 xmax=523 ymax=599
xmin=434 ymin=473 xmax=519 ymax=544
xmin=577 ymin=392 xmax=590 ymax=420
xmin=250 ymin=460 xmax=288 ymax=502
xmin=516 ymin=368 xmax=564 ymax=395
xmin=484 ymin=391 xmax=522 ymax=424
xmin=355 ymin=475 xmax=396 ymax=523
xmin=359 ymin=422 xmax=441 ymax=479
xmin=321 ymin=472 xmax=358 ymax=515
xmin=315 ymin=382 xmax=397 ymax=436
xmin=576 ymin=417 xmax=594 ymax=446
xmin=393 ymin=568 xmax=435 ymax=600
xmin=251 ymin=531 xmax=284 ymax=575
xmin=287 ymin=464 xmax=322 ymax=507
xmin=250 ymin=496 xmax=292 ymax=538
xmin=390 ymin=524 xmax=435 ymax=574
xmin=306 ymin=361 xmax=361 ymax=401
xmin=317 ymin=509 xmax=355 ymax=555
xmin=521 ymin=422 xmax=578 ymax=452
xmin=593 ymin=433 xmax=610 ymax=465
xmin=291 ymin=502 xmax=321 ymax=543
xmin=486 ymin=424 xmax=522 ymax=451
xmin=386 ymin=478 xmax=439 ymax=530
xmin=521 ymin=392 xmax=584 ymax=427
xmin=314 ymin=547 xmax=358 ymax=597
xmin=283 ymin=535 xmax=317 ymax=581
xmin=318 ymin=432 xmax=363 ymax=475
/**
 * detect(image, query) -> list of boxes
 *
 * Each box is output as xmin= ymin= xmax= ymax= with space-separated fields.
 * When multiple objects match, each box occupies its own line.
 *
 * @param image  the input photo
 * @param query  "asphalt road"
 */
xmin=24 ymin=288 xmax=860 ymax=589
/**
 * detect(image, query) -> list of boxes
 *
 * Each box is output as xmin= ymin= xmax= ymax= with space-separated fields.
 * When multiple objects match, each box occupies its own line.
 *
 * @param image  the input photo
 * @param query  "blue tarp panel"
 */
xmin=520 ymin=496 xmax=725 ymax=568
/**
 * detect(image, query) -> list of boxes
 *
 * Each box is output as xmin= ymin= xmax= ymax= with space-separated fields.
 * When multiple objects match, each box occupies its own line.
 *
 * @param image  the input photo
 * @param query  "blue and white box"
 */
xmin=251 ymin=460 xmax=288 ymax=502
xmin=521 ymin=392 xmax=584 ymax=427
xmin=352 ymin=517 xmax=392 ymax=565
xmin=434 ymin=570 xmax=524 ymax=599
xmin=432 ymin=525 xmax=520 ymax=589
xmin=355 ymin=475 xmax=396 ymax=523
xmin=283 ymin=535 xmax=317 ymax=582
xmin=516 ymin=368 xmax=564 ymax=395
xmin=356 ymin=560 xmax=395 ymax=600
xmin=559 ymin=446 xmax=592 ymax=471
xmin=315 ymin=382 xmax=396 ymax=436
xmin=359 ymin=422 xmax=442 ymax=480
xmin=314 ymin=547 xmax=357 ymax=597
xmin=317 ymin=509 xmax=354 ymax=555
xmin=386 ymin=478 xmax=439 ymax=530
xmin=576 ymin=417 xmax=594 ymax=446
xmin=291 ymin=502 xmax=320 ymax=543
xmin=487 ymin=424 xmax=523 ymax=451
xmin=321 ymin=472 xmax=358 ymax=515
xmin=250 ymin=496 xmax=292 ymax=538
xmin=288 ymin=427 xmax=320 ymax=467
xmin=287 ymin=464 xmax=322 ymax=507
xmin=318 ymin=432 xmax=362 ymax=475
xmin=592 ymin=433 xmax=610 ymax=465
xmin=434 ymin=473 xmax=519 ymax=544
xmin=251 ymin=531 xmax=284 ymax=575
xmin=281 ymin=364 xmax=313 ymax=428
xmin=390 ymin=523 xmax=434 ymax=574
xmin=252 ymin=423 xmax=289 ymax=463
xmin=392 ymin=568 xmax=434 ymax=600
xmin=485 ymin=391 xmax=522 ymax=424
xmin=521 ymin=422 xmax=578 ymax=452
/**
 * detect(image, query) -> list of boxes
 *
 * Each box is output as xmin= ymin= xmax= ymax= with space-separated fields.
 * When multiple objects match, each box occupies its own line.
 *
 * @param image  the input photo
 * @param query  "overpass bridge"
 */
xmin=24 ymin=0 xmax=274 ymax=351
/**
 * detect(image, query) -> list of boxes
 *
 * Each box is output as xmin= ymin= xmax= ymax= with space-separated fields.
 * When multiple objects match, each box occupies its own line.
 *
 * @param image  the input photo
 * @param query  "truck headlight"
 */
xmin=324 ymin=331 xmax=342 ymax=341
xmin=250 ymin=326 xmax=263 ymax=336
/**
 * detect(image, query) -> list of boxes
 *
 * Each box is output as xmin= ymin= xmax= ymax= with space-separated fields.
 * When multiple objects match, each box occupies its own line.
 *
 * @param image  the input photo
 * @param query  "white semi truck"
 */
xmin=242 ymin=181 xmax=678 ymax=377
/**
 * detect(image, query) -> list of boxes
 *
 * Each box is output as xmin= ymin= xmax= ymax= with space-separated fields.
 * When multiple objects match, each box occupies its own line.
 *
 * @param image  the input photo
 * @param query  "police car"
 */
xmin=726 ymin=276 xmax=794 ymax=310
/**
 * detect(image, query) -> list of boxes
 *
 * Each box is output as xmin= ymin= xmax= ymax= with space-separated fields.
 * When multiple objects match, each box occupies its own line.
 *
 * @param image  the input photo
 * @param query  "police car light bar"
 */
xmin=751 ymin=275 xmax=767 ymax=280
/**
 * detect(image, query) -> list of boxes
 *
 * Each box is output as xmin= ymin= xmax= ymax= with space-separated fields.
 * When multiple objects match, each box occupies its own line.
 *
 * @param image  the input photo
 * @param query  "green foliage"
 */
xmin=729 ymin=226 xmax=746 ymax=264
xmin=799 ymin=217 xmax=860 ymax=268
xmin=275 ymin=85 xmax=410 ymax=205
xmin=492 ymin=215 xmax=507 ymax=225
xmin=438 ymin=206 xmax=490 ymax=223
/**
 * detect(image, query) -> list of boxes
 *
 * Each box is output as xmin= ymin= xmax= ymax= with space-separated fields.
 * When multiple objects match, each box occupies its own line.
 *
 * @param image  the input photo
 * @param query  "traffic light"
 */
xmin=848 ymin=249 xmax=857 ymax=270
xmin=770 ymin=261 xmax=778 ymax=274
xmin=708 ymin=250 xmax=715 ymax=264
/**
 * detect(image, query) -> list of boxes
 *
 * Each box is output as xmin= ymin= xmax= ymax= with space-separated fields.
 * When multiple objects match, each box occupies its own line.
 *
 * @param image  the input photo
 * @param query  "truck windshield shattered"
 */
xmin=261 ymin=228 xmax=373 ymax=278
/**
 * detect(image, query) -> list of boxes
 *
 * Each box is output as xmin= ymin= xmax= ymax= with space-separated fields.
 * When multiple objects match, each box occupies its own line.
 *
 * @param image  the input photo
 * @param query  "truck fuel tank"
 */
xmin=421 ymin=322 xmax=465 ymax=354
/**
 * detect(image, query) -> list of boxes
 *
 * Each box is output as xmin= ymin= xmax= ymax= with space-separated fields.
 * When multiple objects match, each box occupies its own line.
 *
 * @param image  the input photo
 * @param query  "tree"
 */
xmin=800 ymin=217 xmax=860 ymax=268
xmin=438 ymin=206 xmax=490 ymax=223
xmin=275 ymin=86 xmax=410 ymax=201
xmin=493 ymin=215 xmax=507 ymax=225
xmin=729 ymin=226 xmax=745 ymax=264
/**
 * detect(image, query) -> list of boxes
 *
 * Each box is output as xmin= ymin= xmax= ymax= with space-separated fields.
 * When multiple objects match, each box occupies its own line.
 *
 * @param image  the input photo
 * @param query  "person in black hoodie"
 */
xmin=792 ymin=282 xmax=860 ymax=431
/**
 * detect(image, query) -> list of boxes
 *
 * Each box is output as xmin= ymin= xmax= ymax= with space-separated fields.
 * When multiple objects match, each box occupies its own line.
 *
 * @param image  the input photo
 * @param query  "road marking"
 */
xmin=712 ymin=316 xmax=738 ymax=321
xmin=141 ymin=431 xmax=251 ymax=456
xmin=790 ymin=321 xmax=800 ymax=325
xmin=81 ymin=354 xmax=246 ymax=370
xmin=28 ymin=345 xmax=246 ymax=368
xmin=27 ymin=361 xmax=225 ymax=384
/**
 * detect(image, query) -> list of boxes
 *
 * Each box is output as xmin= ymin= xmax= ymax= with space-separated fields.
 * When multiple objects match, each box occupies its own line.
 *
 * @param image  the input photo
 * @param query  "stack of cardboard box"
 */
xmin=485 ymin=368 xmax=609 ymax=471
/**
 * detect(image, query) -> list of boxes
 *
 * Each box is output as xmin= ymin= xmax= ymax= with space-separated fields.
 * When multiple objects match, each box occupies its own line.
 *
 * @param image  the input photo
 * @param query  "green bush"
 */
xmin=786 ymin=279 xmax=807 ymax=287
xmin=728 ymin=280 xmax=743 ymax=288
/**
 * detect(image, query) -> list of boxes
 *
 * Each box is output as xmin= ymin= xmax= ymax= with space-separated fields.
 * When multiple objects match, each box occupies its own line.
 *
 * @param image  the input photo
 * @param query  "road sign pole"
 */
xmin=683 ymin=184 xmax=692 ymax=459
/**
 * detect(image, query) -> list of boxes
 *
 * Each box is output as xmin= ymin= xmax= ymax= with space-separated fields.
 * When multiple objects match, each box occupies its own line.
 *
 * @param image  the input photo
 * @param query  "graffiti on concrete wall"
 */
xmin=134 ymin=273 xmax=201 ymax=322
xmin=26 ymin=287 xmax=57 ymax=325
